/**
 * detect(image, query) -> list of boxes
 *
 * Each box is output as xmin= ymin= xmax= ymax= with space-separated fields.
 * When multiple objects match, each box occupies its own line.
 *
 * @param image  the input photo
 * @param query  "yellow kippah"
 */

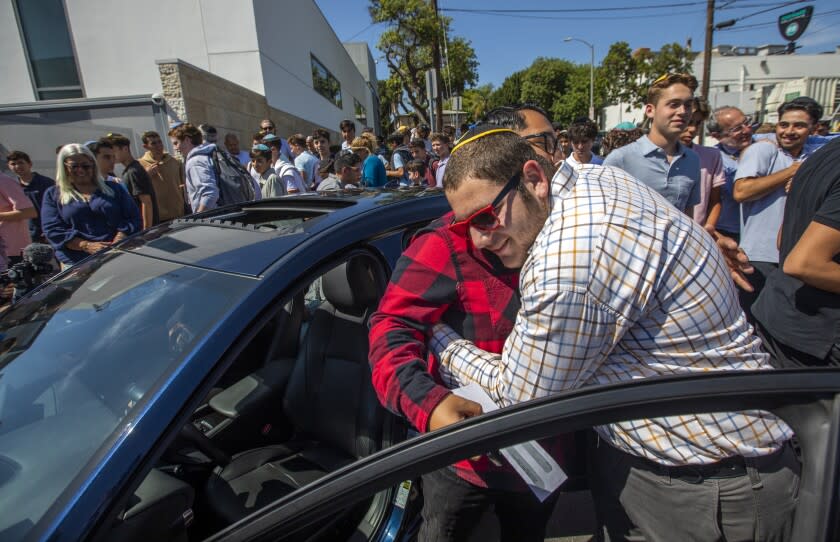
xmin=450 ymin=127 xmax=517 ymax=155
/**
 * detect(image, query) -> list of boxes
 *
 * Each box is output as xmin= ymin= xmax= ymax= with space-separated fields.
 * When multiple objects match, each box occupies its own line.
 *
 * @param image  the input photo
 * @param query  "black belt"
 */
xmin=664 ymin=455 xmax=746 ymax=483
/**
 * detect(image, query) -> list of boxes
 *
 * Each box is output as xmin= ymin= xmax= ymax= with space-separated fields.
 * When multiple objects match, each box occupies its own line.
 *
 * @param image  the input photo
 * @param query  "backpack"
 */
xmin=211 ymin=148 xmax=255 ymax=206
xmin=390 ymin=145 xmax=412 ymax=173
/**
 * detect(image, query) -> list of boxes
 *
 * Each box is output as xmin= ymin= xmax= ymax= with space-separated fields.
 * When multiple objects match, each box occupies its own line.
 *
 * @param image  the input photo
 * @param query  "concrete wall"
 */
xmin=62 ymin=0 xmax=263 ymax=100
xmin=157 ymin=59 xmax=338 ymax=149
xmin=343 ymin=42 xmax=380 ymax=130
xmin=0 ymin=1 xmax=37 ymax=102
xmin=253 ymin=0 xmax=373 ymax=136
xmin=0 ymin=0 xmax=375 ymax=147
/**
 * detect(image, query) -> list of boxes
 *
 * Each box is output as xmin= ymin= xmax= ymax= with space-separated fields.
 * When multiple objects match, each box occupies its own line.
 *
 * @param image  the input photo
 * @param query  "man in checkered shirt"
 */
xmin=369 ymin=105 xmax=568 ymax=542
xmin=430 ymin=126 xmax=798 ymax=540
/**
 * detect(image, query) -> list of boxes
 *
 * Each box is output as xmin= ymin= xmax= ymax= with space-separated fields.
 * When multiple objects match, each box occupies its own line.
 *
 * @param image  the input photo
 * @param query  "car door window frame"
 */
xmin=207 ymin=370 xmax=840 ymax=542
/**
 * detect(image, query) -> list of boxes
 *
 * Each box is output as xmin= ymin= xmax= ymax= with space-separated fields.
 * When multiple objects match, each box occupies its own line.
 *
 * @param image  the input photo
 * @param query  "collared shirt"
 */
xmin=564 ymin=153 xmax=604 ymax=169
xmin=431 ymin=163 xmax=792 ymax=467
xmin=434 ymin=156 xmax=448 ymax=188
xmin=735 ymin=141 xmax=810 ymax=264
xmin=690 ymin=144 xmax=726 ymax=225
xmin=714 ymin=142 xmax=744 ymax=234
xmin=603 ymin=134 xmax=701 ymax=210
xmin=17 ymin=172 xmax=54 ymax=241
xmin=0 ymin=172 xmax=33 ymax=258
xmin=370 ymin=215 xmax=551 ymax=489
xmin=294 ymin=150 xmax=321 ymax=189
xmin=41 ymin=181 xmax=142 ymax=264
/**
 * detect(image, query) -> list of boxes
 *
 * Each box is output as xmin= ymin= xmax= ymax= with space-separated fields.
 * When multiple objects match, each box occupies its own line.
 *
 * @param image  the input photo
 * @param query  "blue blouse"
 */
xmin=41 ymin=181 xmax=142 ymax=264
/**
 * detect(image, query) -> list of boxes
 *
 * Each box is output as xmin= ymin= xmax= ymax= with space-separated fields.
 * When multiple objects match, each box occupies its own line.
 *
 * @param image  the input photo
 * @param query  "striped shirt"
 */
xmin=431 ymin=162 xmax=792 ymax=466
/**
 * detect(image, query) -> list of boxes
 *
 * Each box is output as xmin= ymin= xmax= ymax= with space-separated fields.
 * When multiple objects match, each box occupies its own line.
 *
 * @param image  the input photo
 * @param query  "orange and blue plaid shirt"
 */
xmin=369 ymin=214 xmax=550 ymax=489
xmin=432 ymin=163 xmax=793 ymax=467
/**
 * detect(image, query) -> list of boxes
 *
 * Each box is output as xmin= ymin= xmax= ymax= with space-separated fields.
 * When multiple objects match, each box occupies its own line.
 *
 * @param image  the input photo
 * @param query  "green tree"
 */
xmin=486 ymin=58 xmax=609 ymax=127
xmin=370 ymin=0 xmax=479 ymax=126
xmin=377 ymin=78 xmax=403 ymax=134
xmin=601 ymin=41 xmax=695 ymax=110
xmin=460 ymin=83 xmax=493 ymax=122
xmin=487 ymin=70 xmax=523 ymax=111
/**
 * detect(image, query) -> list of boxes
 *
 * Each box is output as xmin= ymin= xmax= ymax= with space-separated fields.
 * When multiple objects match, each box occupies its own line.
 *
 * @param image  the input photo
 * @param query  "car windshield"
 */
xmin=0 ymin=251 xmax=254 ymax=540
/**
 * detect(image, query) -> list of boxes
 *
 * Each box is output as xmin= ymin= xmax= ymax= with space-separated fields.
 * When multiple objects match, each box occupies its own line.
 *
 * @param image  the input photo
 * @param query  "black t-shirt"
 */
xmin=20 ymin=172 xmax=55 ymax=240
xmin=753 ymin=137 xmax=840 ymax=359
xmin=122 ymin=160 xmax=159 ymax=225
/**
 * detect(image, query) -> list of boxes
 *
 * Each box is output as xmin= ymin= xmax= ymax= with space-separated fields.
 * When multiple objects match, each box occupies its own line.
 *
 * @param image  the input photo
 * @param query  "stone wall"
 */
xmin=156 ymin=59 xmax=340 ymax=148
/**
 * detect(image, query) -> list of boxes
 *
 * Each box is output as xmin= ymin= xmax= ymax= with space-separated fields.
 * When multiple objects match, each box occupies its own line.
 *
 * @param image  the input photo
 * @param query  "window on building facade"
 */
xmin=354 ymin=98 xmax=367 ymax=125
xmin=15 ymin=0 xmax=83 ymax=100
xmin=311 ymin=55 xmax=342 ymax=109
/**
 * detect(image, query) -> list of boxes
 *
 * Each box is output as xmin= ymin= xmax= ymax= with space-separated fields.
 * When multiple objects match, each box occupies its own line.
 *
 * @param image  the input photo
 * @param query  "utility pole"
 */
xmin=700 ymin=0 xmax=715 ymax=145
xmin=431 ymin=0 xmax=443 ymax=131
xmin=701 ymin=0 xmax=714 ymax=102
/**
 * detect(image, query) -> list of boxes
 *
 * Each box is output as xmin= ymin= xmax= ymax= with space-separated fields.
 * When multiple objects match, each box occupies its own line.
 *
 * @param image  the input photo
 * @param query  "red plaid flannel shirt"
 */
xmin=369 ymin=213 xmax=533 ymax=489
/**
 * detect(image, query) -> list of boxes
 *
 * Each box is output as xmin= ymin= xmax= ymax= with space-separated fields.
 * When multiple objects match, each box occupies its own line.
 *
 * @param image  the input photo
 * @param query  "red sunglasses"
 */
xmin=449 ymin=173 xmax=520 ymax=235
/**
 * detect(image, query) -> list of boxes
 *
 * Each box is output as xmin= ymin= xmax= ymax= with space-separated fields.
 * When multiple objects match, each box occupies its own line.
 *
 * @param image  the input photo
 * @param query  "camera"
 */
xmin=0 ymin=244 xmax=57 ymax=303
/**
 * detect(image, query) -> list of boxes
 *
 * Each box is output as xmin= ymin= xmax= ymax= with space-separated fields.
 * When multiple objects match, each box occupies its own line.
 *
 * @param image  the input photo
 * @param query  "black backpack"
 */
xmin=390 ymin=145 xmax=413 ymax=172
xmin=211 ymin=147 xmax=255 ymax=207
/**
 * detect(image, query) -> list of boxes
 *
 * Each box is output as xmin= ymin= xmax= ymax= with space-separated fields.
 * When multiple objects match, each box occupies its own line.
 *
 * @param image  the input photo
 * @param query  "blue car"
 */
xmin=0 ymin=190 xmax=838 ymax=542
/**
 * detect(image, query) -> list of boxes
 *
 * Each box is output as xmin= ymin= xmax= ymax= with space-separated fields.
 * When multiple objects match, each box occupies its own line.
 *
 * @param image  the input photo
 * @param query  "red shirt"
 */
xmin=370 ymin=213 xmax=562 ymax=489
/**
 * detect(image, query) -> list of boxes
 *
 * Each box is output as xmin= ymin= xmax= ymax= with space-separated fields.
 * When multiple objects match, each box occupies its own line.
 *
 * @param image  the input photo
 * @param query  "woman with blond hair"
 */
xmin=41 ymin=143 xmax=141 ymax=266
xmin=352 ymin=135 xmax=387 ymax=188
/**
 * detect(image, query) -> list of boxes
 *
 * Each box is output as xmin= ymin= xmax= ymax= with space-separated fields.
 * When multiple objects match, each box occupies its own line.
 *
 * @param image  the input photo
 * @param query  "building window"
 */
xmin=311 ymin=55 xmax=342 ymax=109
xmin=15 ymin=0 xmax=83 ymax=100
xmin=354 ymin=98 xmax=367 ymax=125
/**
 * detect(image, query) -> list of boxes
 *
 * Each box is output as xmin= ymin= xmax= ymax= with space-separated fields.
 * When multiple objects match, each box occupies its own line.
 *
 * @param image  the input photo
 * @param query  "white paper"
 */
xmin=454 ymin=382 xmax=567 ymax=501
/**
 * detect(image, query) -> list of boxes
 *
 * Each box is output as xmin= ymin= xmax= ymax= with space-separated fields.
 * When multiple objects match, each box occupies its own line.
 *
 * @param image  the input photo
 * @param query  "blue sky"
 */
xmin=314 ymin=0 xmax=840 ymax=88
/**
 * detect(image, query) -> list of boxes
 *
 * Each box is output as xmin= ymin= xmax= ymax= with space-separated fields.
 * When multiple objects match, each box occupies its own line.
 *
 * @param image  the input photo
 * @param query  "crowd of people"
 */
xmin=0 ymin=116 xmax=459 ymax=275
xmin=0 ymin=69 xmax=838 ymax=538
xmin=369 ymin=74 xmax=838 ymax=541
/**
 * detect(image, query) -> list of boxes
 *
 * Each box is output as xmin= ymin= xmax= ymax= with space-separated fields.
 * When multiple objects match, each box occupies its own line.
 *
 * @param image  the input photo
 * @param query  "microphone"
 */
xmin=22 ymin=243 xmax=55 ymax=266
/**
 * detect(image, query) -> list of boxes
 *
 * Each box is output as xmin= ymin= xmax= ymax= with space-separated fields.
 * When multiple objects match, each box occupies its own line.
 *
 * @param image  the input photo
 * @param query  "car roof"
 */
xmin=117 ymin=189 xmax=447 ymax=277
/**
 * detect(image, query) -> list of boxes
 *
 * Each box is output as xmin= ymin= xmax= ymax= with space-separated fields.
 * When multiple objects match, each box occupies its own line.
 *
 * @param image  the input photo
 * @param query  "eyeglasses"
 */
xmin=522 ymin=131 xmax=560 ymax=156
xmin=721 ymin=116 xmax=753 ymax=137
xmin=449 ymin=172 xmax=520 ymax=235
xmin=65 ymin=162 xmax=94 ymax=172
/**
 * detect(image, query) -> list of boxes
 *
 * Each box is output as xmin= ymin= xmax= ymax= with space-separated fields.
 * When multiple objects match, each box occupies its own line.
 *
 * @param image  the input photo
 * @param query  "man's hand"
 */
xmin=711 ymin=230 xmax=754 ymax=292
xmin=428 ymin=393 xmax=483 ymax=432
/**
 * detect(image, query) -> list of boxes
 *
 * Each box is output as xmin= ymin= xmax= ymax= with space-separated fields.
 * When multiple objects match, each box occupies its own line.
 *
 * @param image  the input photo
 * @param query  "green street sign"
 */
xmin=778 ymin=6 xmax=813 ymax=42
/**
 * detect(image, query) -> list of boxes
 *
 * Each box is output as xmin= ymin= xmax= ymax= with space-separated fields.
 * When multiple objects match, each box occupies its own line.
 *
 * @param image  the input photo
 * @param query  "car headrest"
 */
xmin=322 ymin=255 xmax=381 ymax=316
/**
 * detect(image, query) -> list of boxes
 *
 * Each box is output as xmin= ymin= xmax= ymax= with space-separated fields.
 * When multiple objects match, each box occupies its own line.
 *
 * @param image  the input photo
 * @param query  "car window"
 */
xmin=207 ymin=372 xmax=825 ymax=542
xmin=0 ymin=251 xmax=253 ymax=541
xmin=143 ymin=251 xmax=394 ymax=542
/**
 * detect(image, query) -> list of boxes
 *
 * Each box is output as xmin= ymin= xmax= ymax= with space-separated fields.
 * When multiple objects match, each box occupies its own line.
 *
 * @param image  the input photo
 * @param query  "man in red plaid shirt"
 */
xmin=369 ymin=105 xmax=565 ymax=542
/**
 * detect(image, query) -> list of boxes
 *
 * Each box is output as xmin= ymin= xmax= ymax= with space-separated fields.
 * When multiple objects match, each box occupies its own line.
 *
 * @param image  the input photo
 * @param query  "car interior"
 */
xmin=103 ymin=251 xmax=402 ymax=542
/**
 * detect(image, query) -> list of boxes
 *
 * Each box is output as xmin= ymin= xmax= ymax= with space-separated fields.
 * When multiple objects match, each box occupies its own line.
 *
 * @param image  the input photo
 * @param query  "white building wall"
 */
xmin=63 ymin=0 xmax=262 ymax=99
xmin=0 ymin=0 xmax=374 ymax=135
xmin=602 ymin=50 xmax=840 ymax=130
xmin=253 ymin=0 xmax=372 ymax=132
xmin=0 ymin=1 xmax=37 ymax=102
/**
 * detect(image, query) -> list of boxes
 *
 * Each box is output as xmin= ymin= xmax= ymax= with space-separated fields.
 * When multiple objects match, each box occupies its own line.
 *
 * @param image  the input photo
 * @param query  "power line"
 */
xmin=440 ymin=2 xmax=706 ymax=13
xmin=439 ymin=8 xmax=706 ymax=21
xmin=717 ymin=6 xmax=840 ymax=31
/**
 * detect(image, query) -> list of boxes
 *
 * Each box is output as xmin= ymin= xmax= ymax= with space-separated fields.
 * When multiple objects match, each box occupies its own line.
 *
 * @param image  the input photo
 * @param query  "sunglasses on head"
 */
xmin=449 ymin=172 xmax=521 ymax=235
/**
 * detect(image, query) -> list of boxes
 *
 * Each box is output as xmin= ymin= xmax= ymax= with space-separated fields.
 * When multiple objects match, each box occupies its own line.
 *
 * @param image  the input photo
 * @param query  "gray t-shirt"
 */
xmin=735 ymin=142 xmax=807 ymax=264
xmin=602 ymin=135 xmax=700 ymax=210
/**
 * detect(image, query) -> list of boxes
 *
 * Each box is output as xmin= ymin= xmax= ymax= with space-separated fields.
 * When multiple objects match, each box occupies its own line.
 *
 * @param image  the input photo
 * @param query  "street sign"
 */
xmin=778 ymin=6 xmax=813 ymax=42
